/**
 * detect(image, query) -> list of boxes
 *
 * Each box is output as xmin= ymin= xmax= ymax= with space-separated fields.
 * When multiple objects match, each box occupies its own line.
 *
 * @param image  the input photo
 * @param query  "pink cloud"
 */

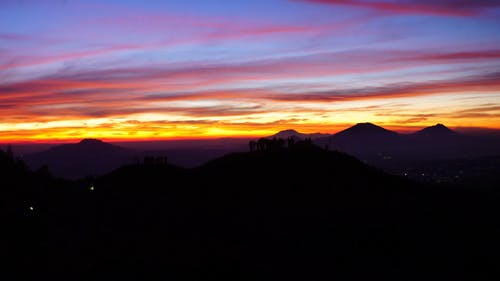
xmin=412 ymin=50 xmax=500 ymax=61
xmin=298 ymin=0 xmax=500 ymax=17
xmin=0 ymin=44 xmax=144 ymax=71
xmin=2 ymin=46 xmax=500 ymax=123
xmin=260 ymin=71 xmax=500 ymax=102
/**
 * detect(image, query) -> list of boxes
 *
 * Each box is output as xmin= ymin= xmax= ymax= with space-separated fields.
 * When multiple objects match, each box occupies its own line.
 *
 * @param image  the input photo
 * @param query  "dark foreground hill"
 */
xmin=2 ymin=145 xmax=500 ymax=280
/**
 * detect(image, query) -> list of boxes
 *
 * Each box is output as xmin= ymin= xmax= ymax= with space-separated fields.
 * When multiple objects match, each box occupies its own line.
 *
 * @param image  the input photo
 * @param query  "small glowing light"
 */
xmin=89 ymin=185 xmax=95 ymax=191
xmin=29 ymin=206 xmax=34 ymax=211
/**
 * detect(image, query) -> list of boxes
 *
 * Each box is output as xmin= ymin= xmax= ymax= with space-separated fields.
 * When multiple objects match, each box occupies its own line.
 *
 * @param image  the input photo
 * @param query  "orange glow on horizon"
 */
xmin=1 ymin=120 xmax=499 ymax=144
xmin=2 ymin=89 xmax=500 ymax=143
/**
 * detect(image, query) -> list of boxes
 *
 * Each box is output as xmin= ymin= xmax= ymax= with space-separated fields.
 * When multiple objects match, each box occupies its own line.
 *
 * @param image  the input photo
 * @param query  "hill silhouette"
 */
xmin=22 ymin=138 xmax=251 ymax=179
xmin=4 ymin=144 xmax=500 ymax=280
xmin=24 ymin=138 xmax=138 ymax=179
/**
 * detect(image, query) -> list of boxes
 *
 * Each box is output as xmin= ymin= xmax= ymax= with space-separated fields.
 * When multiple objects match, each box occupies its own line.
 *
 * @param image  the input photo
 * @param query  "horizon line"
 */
xmin=2 ymin=123 xmax=500 ymax=144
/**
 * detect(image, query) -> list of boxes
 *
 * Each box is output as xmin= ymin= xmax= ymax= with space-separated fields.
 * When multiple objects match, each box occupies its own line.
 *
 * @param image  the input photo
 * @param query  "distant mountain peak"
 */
xmin=270 ymin=129 xmax=329 ymax=140
xmin=26 ymin=138 xmax=133 ymax=179
xmin=338 ymin=122 xmax=397 ymax=136
xmin=429 ymin=123 xmax=450 ymax=131
xmin=75 ymin=138 xmax=122 ymax=150
xmin=356 ymin=122 xmax=376 ymax=126
xmin=416 ymin=124 xmax=456 ymax=136
xmin=271 ymin=129 xmax=304 ymax=139
xmin=349 ymin=122 xmax=385 ymax=130
xmin=279 ymin=129 xmax=300 ymax=134
xmin=79 ymin=138 xmax=104 ymax=144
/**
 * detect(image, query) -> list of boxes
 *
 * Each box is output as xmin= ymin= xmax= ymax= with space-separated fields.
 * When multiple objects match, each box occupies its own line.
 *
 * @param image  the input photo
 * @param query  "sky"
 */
xmin=1 ymin=0 xmax=500 ymax=142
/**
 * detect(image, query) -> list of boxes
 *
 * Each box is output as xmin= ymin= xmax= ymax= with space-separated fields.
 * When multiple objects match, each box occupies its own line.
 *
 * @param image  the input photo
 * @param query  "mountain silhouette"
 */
xmin=315 ymin=122 xmax=402 ymax=155
xmin=335 ymin=122 xmax=399 ymax=138
xmin=79 ymin=138 xmax=108 ymax=145
xmin=414 ymin=123 xmax=458 ymax=137
xmin=312 ymin=122 xmax=500 ymax=180
xmin=38 ymin=138 xmax=130 ymax=156
xmin=399 ymin=123 xmax=482 ymax=165
xmin=16 ymin=123 xmax=500 ymax=183
xmin=270 ymin=129 xmax=329 ymax=140
xmin=24 ymin=139 xmax=137 ymax=179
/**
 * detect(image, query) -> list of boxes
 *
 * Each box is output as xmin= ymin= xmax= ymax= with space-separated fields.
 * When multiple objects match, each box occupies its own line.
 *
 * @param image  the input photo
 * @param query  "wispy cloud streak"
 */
xmin=298 ymin=0 xmax=500 ymax=16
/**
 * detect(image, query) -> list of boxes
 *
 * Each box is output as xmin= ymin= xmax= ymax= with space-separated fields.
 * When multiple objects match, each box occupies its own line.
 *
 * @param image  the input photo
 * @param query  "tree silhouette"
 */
xmin=5 ymin=144 xmax=14 ymax=163
xmin=287 ymin=137 xmax=295 ymax=148
xmin=249 ymin=140 xmax=257 ymax=152
xmin=257 ymin=138 xmax=267 ymax=151
xmin=252 ymin=137 xmax=288 ymax=152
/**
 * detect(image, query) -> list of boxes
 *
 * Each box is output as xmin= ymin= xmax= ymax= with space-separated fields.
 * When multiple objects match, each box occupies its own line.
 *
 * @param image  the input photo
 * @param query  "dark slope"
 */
xmin=1 ymin=147 xmax=70 ymax=279
xmin=9 ymin=146 xmax=492 ymax=280
xmin=24 ymin=139 xmax=138 ymax=179
xmin=192 ymin=148 xmax=499 ymax=280
xmin=196 ymin=145 xmax=399 ymax=195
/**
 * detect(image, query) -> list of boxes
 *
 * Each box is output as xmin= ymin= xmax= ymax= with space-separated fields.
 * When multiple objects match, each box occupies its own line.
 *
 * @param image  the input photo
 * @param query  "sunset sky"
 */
xmin=1 ymin=0 xmax=500 ymax=142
